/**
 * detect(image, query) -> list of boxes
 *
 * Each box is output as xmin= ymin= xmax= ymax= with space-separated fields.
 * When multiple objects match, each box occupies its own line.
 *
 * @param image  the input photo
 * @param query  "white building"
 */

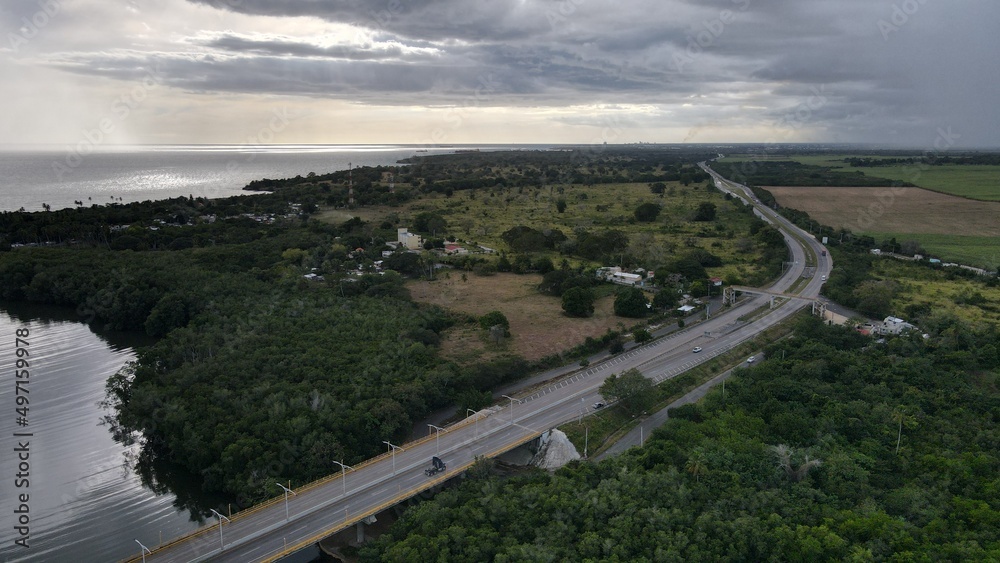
xmin=596 ymin=267 xmax=643 ymax=287
xmin=878 ymin=316 xmax=915 ymax=335
xmin=397 ymin=228 xmax=423 ymax=250
xmin=610 ymin=272 xmax=644 ymax=287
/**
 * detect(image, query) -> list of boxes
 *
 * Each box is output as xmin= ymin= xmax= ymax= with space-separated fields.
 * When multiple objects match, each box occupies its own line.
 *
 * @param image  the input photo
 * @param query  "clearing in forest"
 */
xmin=408 ymin=272 xmax=625 ymax=363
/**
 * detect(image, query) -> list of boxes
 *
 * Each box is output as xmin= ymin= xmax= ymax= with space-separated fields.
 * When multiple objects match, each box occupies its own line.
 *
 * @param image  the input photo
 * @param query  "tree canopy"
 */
xmin=633 ymin=202 xmax=662 ymax=222
xmin=613 ymin=287 xmax=649 ymax=318
xmin=561 ymin=287 xmax=595 ymax=318
xmin=362 ymin=317 xmax=1000 ymax=562
xmin=599 ymin=368 xmax=653 ymax=414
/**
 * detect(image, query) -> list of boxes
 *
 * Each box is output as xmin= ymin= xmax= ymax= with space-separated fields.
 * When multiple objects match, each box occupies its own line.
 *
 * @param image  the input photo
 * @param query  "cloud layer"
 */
xmin=2 ymin=0 xmax=998 ymax=145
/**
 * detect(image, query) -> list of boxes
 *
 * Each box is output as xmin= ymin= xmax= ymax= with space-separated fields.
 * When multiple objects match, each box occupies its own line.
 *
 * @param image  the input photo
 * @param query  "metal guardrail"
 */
xmin=121 ymin=399 xmax=495 ymax=562
xmin=260 ymin=430 xmax=544 ymax=562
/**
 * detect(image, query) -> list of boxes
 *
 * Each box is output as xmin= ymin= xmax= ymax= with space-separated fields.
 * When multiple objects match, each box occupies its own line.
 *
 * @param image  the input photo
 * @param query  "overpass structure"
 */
xmin=126 ymin=160 xmax=832 ymax=563
xmin=724 ymin=285 xmax=828 ymax=317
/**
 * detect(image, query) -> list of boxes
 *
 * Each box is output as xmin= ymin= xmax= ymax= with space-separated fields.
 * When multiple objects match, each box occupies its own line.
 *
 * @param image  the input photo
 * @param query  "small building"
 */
xmin=611 ymin=272 xmax=644 ymax=287
xmin=877 ymin=316 xmax=915 ymax=336
xmin=710 ymin=277 xmax=724 ymax=287
xmin=398 ymin=228 xmax=423 ymax=250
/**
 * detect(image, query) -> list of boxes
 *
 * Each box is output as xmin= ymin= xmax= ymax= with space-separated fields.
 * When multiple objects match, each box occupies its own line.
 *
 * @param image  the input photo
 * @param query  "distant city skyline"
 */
xmin=2 ymin=0 xmax=998 ymax=148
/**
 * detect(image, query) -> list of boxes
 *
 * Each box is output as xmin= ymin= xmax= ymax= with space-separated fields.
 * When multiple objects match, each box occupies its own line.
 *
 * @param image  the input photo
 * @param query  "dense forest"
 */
xmin=361 ymin=317 xmax=1000 ymax=561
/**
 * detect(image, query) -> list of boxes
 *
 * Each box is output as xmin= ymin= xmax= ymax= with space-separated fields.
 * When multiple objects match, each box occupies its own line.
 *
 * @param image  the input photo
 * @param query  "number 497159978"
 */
xmin=15 ymin=328 xmax=30 ymax=425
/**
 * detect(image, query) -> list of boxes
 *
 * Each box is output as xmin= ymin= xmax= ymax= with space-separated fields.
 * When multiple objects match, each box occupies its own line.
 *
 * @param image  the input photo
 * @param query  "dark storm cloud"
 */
xmin=32 ymin=0 xmax=1000 ymax=145
xmin=201 ymin=34 xmax=413 ymax=61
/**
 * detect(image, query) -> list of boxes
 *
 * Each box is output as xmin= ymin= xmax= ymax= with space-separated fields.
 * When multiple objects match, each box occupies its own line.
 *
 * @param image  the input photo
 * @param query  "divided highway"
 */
xmin=132 ymin=161 xmax=832 ymax=563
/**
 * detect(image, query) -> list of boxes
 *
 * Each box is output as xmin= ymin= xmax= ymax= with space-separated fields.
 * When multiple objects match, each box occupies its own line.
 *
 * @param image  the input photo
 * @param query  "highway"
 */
xmin=131 ymin=161 xmax=832 ymax=563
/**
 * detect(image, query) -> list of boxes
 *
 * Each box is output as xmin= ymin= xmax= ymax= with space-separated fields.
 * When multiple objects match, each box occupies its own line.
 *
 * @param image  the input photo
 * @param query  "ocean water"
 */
xmin=0 ymin=144 xmax=519 ymax=213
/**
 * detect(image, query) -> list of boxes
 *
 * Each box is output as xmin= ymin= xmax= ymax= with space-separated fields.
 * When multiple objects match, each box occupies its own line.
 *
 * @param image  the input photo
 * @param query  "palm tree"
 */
xmin=892 ymin=407 xmax=916 ymax=455
xmin=686 ymin=450 xmax=709 ymax=483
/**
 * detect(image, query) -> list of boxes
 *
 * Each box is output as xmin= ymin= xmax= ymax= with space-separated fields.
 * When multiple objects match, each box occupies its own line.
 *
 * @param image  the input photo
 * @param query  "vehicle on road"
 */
xmin=747 ymin=356 xmax=756 ymax=364
xmin=424 ymin=456 xmax=446 ymax=476
xmin=821 ymin=275 xmax=827 ymax=281
xmin=821 ymin=250 xmax=827 ymax=256
xmin=692 ymin=346 xmax=702 ymax=353
xmin=593 ymin=402 xmax=605 ymax=409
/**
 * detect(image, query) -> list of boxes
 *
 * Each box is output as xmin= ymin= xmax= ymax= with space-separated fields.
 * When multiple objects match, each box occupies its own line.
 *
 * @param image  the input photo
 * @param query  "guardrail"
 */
xmin=260 ymin=430 xmax=544 ymax=562
xmin=121 ymin=402 xmax=496 ymax=562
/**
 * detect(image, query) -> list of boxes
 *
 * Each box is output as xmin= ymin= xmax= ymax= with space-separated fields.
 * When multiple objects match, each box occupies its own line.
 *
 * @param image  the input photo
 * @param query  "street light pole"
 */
xmin=209 ymin=509 xmax=230 ymax=551
xmin=275 ymin=482 xmax=297 ymax=521
xmin=502 ymin=395 xmax=519 ymax=425
xmin=135 ymin=539 xmax=151 ymax=563
xmin=333 ymin=460 xmax=355 ymax=497
xmin=428 ymin=424 xmax=445 ymax=455
xmin=467 ymin=408 xmax=480 ymax=438
xmin=382 ymin=440 xmax=403 ymax=475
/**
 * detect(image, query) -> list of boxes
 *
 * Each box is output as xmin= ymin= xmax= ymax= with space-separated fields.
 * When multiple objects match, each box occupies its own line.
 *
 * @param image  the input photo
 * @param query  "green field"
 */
xmin=871 ymin=259 xmax=1000 ymax=327
xmin=843 ymin=165 xmax=1000 ymax=201
xmin=865 ymin=232 xmax=1000 ymax=270
xmin=720 ymin=155 xmax=1000 ymax=201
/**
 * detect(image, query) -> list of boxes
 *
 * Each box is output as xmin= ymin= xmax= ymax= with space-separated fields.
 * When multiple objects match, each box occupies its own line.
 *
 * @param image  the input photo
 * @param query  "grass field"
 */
xmin=830 ymin=164 xmax=1000 ymax=202
xmin=766 ymin=186 xmax=1000 ymax=237
xmin=872 ymin=260 xmax=1000 ymax=327
xmin=408 ymin=272 xmax=625 ymax=363
xmin=865 ymin=233 xmax=1000 ymax=270
xmin=720 ymin=155 xmax=1000 ymax=201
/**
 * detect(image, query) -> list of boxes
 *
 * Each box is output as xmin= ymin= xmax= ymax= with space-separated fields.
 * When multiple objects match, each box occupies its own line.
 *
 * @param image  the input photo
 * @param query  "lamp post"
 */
xmin=333 ymin=460 xmax=355 ymax=497
xmin=135 ymin=539 xmax=151 ymax=563
xmin=275 ymin=482 xmax=297 ymax=521
xmin=466 ymin=408 xmax=480 ymax=438
xmin=382 ymin=440 xmax=403 ymax=475
xmin=502 ymin=394 xmax=519 ymax=425
xmin=209 ymin=509 xmax=230 ymax=551
xmin=428 ymin=424 xmax=445 ymax=455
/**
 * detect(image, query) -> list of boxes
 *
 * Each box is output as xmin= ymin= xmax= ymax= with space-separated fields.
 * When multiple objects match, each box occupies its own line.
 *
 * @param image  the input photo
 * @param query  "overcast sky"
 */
xmin=2 ymin=0 xmax=998 ymax=147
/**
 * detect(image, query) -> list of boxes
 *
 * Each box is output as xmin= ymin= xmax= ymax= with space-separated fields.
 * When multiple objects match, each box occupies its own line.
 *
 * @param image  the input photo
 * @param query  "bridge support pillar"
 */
xmin=357 ymin=515 xmax=377 ymax=544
